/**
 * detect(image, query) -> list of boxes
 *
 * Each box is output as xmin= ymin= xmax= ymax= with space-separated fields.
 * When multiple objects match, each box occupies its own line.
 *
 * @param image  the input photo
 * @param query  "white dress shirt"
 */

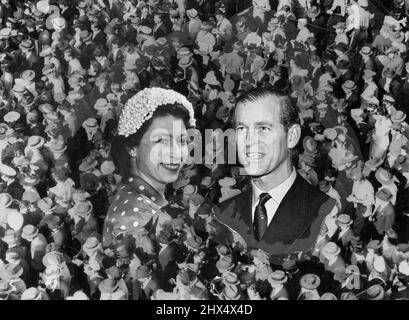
xmin=251 ymin=168 xmax=297 ymax=226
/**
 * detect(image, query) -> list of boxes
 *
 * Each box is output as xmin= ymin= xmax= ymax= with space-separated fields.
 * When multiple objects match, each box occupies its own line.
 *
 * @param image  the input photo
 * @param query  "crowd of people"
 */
xmin=0 ymin=0 xmax=409 ymax=301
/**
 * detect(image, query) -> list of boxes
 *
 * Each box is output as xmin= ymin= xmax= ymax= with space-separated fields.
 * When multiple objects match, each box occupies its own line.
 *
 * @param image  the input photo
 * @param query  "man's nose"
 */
xmin=245 ymin=129 xmax=259 ymax=147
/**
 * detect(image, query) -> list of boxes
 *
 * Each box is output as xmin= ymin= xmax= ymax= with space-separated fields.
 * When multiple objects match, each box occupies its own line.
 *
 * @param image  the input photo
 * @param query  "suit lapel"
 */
xmin=219 ymin=188 xmax=254 ymax=241
xmin=261 ymin=177 xmax=312 ymax=246
xmin=234 ymin=188 xmax=254 ymax=238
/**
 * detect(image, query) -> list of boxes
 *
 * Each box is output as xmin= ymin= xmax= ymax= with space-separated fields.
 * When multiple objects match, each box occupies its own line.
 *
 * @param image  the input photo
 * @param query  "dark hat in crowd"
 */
xmin=318 ymin=180 xmax=331 ymax=193
xmin=337 ymin=59 xmax=351 ymax=70
xmin=157 ymin=229 xmax=175 ymax=244
xmin=80 ymin=173 xmax=100 ymax=191
xmin=334 ymin=42 xmax=348 ymax=52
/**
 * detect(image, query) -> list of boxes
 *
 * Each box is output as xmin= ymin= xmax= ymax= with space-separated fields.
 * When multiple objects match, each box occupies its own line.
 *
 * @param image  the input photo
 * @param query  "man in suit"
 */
xmin=268 ymin=270 xmax=290 ymax=300
xmin=215 ymin=88 xmax=337 ymax=263
xmin=17 ymin=39 xmax=42 ymax=77
xmin=156 ymin=229 xmax=181 ymax=290
xmin=91 ymin=20 xmax=107 ymax=48
xmin=330 ymin=214 xmax=357 ymax=248
xmin=152 ymin=13 xmax=169 ymax=39
xmin=372 ymin=189 xmax=396 ymax=238
xmin=132 ymin=265 xmax=160 ymax=300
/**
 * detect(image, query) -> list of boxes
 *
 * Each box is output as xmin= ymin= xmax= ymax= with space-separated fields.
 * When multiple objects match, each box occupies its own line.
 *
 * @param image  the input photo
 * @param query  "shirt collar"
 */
xmin=251 ymin=168 xmax=297 ymax=206
xmin=125 ymin=174 xmax=167 ymax=207
xmin=339 ymin=227 xmax=350 ymax=238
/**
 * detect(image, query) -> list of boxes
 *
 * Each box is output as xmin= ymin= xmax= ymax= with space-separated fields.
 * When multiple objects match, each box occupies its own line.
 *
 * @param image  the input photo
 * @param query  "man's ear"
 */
xmin=287 ymin=124 xmax=301 ymax=149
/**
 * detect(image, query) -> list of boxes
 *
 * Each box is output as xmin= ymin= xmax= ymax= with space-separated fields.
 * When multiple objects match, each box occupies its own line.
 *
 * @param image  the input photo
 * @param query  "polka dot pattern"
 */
xmin=103 ymin=178 xmax=167 ymax=247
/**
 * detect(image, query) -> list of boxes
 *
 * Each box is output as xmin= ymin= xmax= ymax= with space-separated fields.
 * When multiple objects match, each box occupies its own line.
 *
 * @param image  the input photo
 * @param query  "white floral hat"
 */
xmin=118 ymin=87 xmax=196 ymax=137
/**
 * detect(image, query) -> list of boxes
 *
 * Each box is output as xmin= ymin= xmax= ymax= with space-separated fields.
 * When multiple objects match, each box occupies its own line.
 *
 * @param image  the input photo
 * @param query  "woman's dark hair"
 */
xmin=111 ymin=103 xmax=192 ymax=177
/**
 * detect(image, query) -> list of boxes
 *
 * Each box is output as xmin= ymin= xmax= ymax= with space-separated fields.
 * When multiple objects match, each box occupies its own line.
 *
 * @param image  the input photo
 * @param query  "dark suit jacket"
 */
xmin=19 ymin=53 xmax=42 ymax=77
xmin=92 ymin=31 xmax=107 ymax=48
xmin=158 ymin=243 xmax=181 ymax=290
xmin=215 ymin=175 xmax=336 ymax=263
xmin=339 ymin=228 xmax=357 ymax=247
xmin=6 ymin=180 xmax=25 ymax=201
xmin=153 ymin=23 xmax=169 ymax=39
xmin=132 ymin=275 xmax=160 ymax=300
xmin=79 ymin=42 xmax=97 ymax=69
xmin=158 ymin=244 xmax=180 ymax=272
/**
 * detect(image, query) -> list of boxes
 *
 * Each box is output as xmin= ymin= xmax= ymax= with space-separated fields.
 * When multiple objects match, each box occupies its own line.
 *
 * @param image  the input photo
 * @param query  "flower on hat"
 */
xmin=118 ymin=87 xmax=196 ymax=137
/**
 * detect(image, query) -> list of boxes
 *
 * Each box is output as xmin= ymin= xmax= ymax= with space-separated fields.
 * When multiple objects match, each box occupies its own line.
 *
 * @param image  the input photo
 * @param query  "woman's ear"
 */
xmin=287 ymin=124 xmax=301 ymax=149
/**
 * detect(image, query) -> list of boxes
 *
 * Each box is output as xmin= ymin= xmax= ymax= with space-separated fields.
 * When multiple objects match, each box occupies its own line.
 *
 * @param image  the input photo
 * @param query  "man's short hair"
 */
xmin=235 ymin=87 xmax=300 ymax=132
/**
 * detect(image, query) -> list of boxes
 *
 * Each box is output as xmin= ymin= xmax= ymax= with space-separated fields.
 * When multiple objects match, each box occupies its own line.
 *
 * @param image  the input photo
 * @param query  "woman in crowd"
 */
xmin=103 ymin=87 xmax=196 ymax=248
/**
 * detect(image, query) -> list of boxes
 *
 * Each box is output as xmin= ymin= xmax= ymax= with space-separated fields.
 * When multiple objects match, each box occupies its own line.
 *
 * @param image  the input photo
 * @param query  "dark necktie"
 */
xmin=253 ymin=193 xmax=271 ymax=241
xmin=331 ymin=227 xmax=341 ymax=241
xmin=372 ymin=206 xmax=381 ymax=221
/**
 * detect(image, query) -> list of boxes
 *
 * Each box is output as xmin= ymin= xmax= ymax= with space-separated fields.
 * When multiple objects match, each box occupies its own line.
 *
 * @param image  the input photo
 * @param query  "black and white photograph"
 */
xmin=0 ymin=0 xmax=407 ymax=304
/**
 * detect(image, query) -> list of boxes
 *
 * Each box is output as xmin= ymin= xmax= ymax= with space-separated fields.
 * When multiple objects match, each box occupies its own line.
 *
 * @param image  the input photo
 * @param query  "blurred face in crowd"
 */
xmin=141 ymin=6 xmax=149 ymax=16
xmin=235 ymin=95 xmax=300 ymax=188
xmin=131 ymin=115 xmax=189 ymax=188
xmin=153 ymin=14 xmax=161 ymax=25
xmin=63 ymin=52 xmax=72 ymax=62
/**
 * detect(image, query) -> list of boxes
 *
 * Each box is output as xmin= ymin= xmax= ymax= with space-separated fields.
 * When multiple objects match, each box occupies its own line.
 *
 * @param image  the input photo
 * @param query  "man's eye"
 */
xmin=259 ymin=126 xmax=271 ymax=132
xmin=236 ymin=126 xmax=245 ymax=132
